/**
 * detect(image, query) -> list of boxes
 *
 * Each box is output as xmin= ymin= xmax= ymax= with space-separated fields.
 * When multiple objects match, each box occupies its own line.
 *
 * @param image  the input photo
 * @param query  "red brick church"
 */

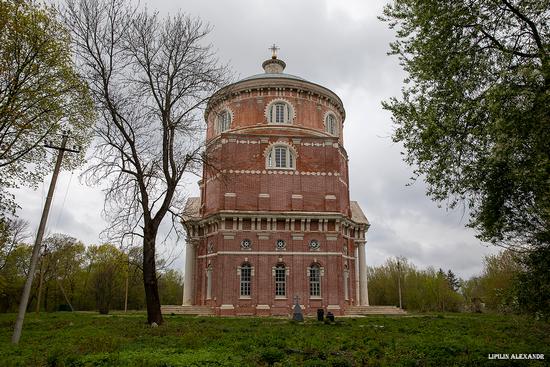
xmin=178 ymin=48 xmax=371 ymax=316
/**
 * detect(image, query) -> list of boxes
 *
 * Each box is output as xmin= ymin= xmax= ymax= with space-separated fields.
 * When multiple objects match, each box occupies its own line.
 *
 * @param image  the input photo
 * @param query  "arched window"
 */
xmin=325 ymin=113 xmax=338 ymax=136
xmin=267 ymin=145 xmax=295 ymax=169
xmin=309 ymin=263 xmax=321 ymax=297
xmin=240 ymin=262 xmax=251 ymax=297
xmin=274 ymin=264 xmax=286 ymax=297
xmin=217 ymin=110 xmax=231 ymax=132
xmin=268 ymin=101 xmax=292 ymax=124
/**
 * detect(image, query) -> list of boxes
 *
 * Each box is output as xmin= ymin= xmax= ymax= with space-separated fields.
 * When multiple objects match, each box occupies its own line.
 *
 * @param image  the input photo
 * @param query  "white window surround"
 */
xmin=273 ymin=264 xmax=287 ymax=297
xmin=309 ymin=264 xmax=322 ymax=297
xmin=216 ymin=108 xmax=233 ymax=133
xmin=264 ymin=143 xmax=297 ymax=170
xmin=324 ymin=111 xmax=339 ymax=136
xmin=238 ymin=262 xmax=252 ymax=297
xmin=265 ymin=99 xmax=295 ymax=124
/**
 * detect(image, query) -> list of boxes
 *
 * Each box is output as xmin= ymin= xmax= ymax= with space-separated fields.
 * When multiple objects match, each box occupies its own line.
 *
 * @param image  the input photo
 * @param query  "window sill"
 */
xmin=239 ymin=296 xmax=251 ymax=300
xmin=274 ymin=296 xmax=287 ymax=300
xmin=310 ymin=296 xmax=322 ymax=300
xmin=266 ymin=167 xmax=296 ymax=171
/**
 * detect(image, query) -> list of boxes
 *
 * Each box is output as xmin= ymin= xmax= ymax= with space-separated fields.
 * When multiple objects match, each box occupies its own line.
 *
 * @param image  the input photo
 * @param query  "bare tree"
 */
xmin=62 ymin=0 xmax=230 ymax=324
xmin=0 ymin=218 xmax=29 ymax=271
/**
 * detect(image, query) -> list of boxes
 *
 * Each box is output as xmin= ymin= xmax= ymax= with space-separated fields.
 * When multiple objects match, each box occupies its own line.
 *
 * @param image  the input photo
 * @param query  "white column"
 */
xmin=357 ymin=240 xmax=369 ymax=306
xmin=182 ymin=241 xmax=196 ymax=306
xmin=354 ymin=246 xmax=360 ymax=304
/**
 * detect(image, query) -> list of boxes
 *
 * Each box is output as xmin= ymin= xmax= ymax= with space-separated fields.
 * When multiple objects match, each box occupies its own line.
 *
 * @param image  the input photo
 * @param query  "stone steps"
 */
xmin=161 ymin=305 xmax=214 ymax=316
xmin=344 ymin=305 xmax=407 ymax=316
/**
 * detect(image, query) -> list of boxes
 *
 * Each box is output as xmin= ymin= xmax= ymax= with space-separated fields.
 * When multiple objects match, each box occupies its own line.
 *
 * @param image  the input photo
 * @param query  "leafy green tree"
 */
xmin=479 ymin=250 xmax=523 ymax=312
xmin=381 ymin=0 xmax=549 ymax=249
xmin=158 ymin=269 xmax=183 ymax=305
xmin=516 ymin=245 xmax=550 ymax=318
xmin=87 ymin=244 xmax=127 ymax=314
xmin=368 ymin=258 xmax=462 ymax=312
xmin=0 ymin=0 xmax=94 ymax=216
xmin=36 ymin=234 xmax=85 ymax=312
xmin=0 ymin=243 xmax=31 ymax=312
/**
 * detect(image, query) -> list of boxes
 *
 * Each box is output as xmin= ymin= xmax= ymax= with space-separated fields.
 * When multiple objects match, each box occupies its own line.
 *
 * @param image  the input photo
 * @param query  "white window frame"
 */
xmin=309 ymin=264 xmax=321 ymax=297
xmin=267 ymin=100 xmax=294 ymax=124
xmin=324 ymin=112 xmax=338 ymax=136
xmin=217 ymin=109 xmax=232 ymax=133
xmin=239 ymin=263 xmax=252 ymax=298
xmin=266 ymin=145 xmax=296 ymax=169
xmin=274 ymin=264 xmax=286 ymax=298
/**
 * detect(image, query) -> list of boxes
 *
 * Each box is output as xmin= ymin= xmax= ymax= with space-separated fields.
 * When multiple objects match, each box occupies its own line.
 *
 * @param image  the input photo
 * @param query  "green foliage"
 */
xmin=0 ymin=0 xmax=94 ymax=216
xmin=87 ymin=244 xmax=128 ymax=314
xmin=479 ymin=250 xmax=523 ymax=312
xmin=0 ymin=231 xmax=181 ymax=313
xmin=516 ymin=245 xmax=550 ymax=319
xmin=368 ymin=258 xmax=463 ymax=312
xmin=158 ymin=269 xmax=183 ymax=305
xmin=0 ymin=312 xmax=548 ymax=366
xmin=381 ymin=0 xmax=550 ymax=248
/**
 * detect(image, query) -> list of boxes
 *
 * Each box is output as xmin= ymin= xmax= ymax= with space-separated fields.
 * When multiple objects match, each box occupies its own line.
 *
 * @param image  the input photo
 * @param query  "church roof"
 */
xmin=350 ymin=201 xmax=369 ymax=225
xmin=240 ymin=72 xmax=307 ymax=82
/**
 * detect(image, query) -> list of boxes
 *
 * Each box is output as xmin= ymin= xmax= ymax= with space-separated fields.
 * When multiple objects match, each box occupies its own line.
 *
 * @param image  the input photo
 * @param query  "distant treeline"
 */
xmin=368 ymin=248 xmax=549 ymax=318
xmin=0 ymin=222 xmax=182 ymax=313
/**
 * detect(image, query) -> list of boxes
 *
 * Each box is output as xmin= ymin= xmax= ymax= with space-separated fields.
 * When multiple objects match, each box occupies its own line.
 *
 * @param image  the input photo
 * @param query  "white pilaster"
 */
xmin=357 ymin=240 xmax=369 ymax=306
xmin=182 ymin=241 xmax=196 ymax=305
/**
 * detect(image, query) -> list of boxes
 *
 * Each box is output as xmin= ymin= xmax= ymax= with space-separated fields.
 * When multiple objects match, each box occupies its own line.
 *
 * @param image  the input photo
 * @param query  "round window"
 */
xmin=241 ymin=239 xmax=252 ymax=249
xmin=309 ymin=239 xmax=320 ymax=250
xmin=276 ymin=239 xmax=286 ymax=250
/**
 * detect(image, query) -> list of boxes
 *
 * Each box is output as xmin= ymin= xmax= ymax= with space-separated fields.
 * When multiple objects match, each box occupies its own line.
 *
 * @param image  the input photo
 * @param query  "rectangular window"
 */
xmin=240 ymin=266 xmax=251 ymax=296
xmin=275 ymin=147 xmax=287 ymax=168
xmin=275 ymin=267 xmax=286 ymax=296
xmin=309 ymin=267 xmax=321 ymax=296
xmin=275 ymin=104 xmax=285 ymax=123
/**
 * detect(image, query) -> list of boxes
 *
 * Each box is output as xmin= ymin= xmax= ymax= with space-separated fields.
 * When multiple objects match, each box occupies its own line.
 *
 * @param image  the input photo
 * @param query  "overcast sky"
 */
xmin=15 ymin=0 xmax=499 ymax=279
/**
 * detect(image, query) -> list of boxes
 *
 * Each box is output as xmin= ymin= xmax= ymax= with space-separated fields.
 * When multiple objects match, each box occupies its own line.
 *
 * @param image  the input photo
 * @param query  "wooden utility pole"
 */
xmin=12 ymin=132 xmax=79 ymax=344
xmin=35 ymin=244 xmax=47 ymax=315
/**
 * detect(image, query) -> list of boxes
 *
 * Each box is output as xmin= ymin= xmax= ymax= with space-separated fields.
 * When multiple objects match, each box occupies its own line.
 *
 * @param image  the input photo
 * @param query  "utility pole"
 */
xmin=397 ymin=258 xmax=403 ymax=309
xmin=35 ymin=243 xmax=47 ymax=315
xmin=12 ymin=131 xmax=79 ymax=344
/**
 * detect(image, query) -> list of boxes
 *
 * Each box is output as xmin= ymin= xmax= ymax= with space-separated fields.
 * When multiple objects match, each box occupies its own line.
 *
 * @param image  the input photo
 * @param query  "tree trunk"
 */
xmin=143 ymin=227 xmax=163 ymax=325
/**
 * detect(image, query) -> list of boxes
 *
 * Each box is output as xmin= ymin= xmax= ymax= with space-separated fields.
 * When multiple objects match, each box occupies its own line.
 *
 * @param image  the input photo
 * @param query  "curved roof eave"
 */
xmin=207 ymin=74 xmax=346 ymax=119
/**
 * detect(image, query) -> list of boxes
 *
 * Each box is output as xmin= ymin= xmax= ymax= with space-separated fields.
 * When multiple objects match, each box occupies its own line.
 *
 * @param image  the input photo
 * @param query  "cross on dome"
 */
xmin=269 ymin=44 xmax=279 ymax=59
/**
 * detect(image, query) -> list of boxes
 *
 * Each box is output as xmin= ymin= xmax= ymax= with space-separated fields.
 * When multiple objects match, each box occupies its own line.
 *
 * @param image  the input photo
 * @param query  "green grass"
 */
xmin=0 ymin=312 xmax=548 ymax=366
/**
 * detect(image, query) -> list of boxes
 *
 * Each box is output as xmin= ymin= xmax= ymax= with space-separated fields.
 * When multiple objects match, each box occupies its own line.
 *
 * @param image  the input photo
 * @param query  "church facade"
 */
xmin=181 ymin=50 xmax=370 ymax=316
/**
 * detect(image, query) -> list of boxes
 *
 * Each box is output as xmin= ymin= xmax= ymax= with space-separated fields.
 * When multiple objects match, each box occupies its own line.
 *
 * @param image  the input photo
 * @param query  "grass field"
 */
xmin=0 ymin=312 xmax=548 ymax=366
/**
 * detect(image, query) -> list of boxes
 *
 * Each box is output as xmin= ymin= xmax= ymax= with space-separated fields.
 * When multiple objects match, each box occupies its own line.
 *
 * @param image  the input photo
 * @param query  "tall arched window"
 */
xmin=267 ymin=145 xmax=295 ymax=169
xmin=240 ymin=262 xmax=252 ymax=297
xmin=268 ymin=101 xmax=292 ymax=124
xmin=217 ymin=110 xmax=231 ymax=132
xmin=309 ymin=263 xmax=321 ymax=297
xmin=274 ymin=264 xmax=286 ymax=297
xmin=325 ymin=113 xmax=338 ymax=136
